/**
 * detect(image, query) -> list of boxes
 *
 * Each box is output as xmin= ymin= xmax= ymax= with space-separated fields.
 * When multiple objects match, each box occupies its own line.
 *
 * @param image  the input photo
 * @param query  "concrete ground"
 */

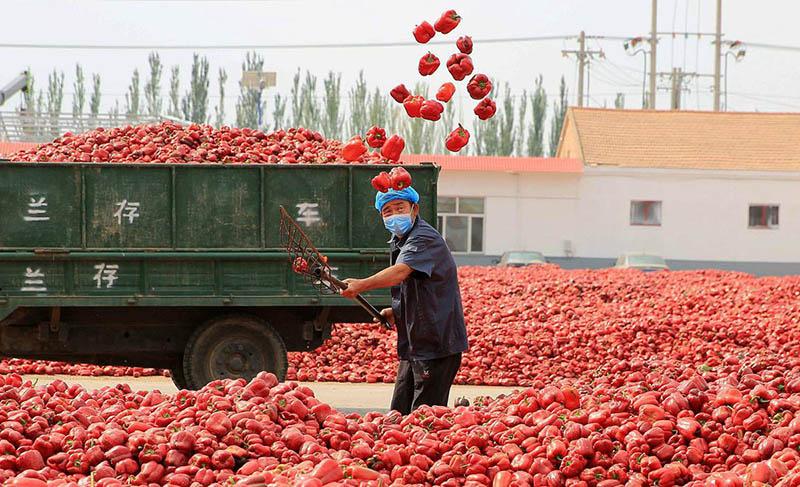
xmin=20 ymin=375 xmax=523 ymax=415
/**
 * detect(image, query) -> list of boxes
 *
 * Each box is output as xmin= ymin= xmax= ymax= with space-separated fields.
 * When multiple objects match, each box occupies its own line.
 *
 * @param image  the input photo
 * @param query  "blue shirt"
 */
xmin=389 ymin=217 xmax=469 ymax=361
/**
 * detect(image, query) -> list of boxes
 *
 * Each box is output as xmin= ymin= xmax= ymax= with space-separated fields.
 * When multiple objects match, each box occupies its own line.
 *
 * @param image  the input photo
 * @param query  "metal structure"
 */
xmin=0 ymin=72 xmax=30 ymax=107
xmin=279 ymin=206 xmax=390 ymax=329
xmin=0 ymin=160 xmax=439 ymax=388
xmin=0 ymin=112 xmax=189 ymax=143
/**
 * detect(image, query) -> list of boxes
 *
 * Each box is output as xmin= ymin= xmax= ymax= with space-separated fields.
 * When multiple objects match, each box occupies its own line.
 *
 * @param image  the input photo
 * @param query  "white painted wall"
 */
xmin=438 ymin=167 xmax=800 ymax=263
xmin=576 ymin=167 xmax=800 ymax=262
xmin=437 ymin=170 xmax=578 ymax=257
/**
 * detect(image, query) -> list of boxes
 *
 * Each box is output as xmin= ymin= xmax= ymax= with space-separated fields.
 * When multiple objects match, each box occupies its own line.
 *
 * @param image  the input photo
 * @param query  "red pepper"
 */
xmin=494 ymin=471 xmax=514 ymax=487
xmin=403 ymin=95 xmax=424 ymax=118
xmin=311 ymin=458 xmax=344 ymax=484
xmin=413 ymin=21 xmax=435 ymax=43
xmin=389 ymin=167 xmax=412 ymax=190
xmin=211 ymin=449 xmax=235 ymax=470
xmin=474 ymin=97 xmax=497 ymax=120
xmin=342 ymin=135 xmax=367 ymax=162
xmin=447 ymin=53 xmax=474 ymax=81
xmin=467 ymin=73 xmax=493 ymax=99
xmin=457 ymin=35 xmax=473 ymax=54
xmin=365 ymin=126 xmax=386 ymax=148
xmin=445 ymin=124 xmax=470 ymax=152
xmin=293 ymin=257 xmax=308 ymax=274
xmin=138 ymin=461 xmax=166 ymax=483
xmin=436 ymin=82 xmax=456 ymax=102
xmin=390 ymin=84 xmax=411 ymax=104
xmin=420 ymin=99 xmax=444 ymax=121
xmin=372 ymin=172 xmax=392 ymax=193
xmin=206 ymin=411 xmax=232 ymax=437
xmin=170 ymin=431 xmax=195 ymax=453
xmin=434 ymin=9 xmax=461 ymax=34
xmin=418 ymin=52 xmax=440 ymax=76
xmin=380 ymin=134 xmax=405 ymax=162
xmin=17 ymin=450 xmax=44 ymax=470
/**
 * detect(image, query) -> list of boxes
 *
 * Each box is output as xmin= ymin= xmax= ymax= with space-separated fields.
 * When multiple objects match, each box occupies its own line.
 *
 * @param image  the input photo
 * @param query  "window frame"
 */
xmin=748 ymin=204 xmax=779 ymax=230
xmin=437 ymin=196 xmax=486 ymax=254
xmin=630 ymin=200 xmax=662 ymax=227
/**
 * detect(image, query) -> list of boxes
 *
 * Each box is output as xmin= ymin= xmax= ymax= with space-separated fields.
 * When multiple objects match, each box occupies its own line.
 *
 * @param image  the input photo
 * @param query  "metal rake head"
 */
xmin=279 ymin=206 xmax=339 ymax=295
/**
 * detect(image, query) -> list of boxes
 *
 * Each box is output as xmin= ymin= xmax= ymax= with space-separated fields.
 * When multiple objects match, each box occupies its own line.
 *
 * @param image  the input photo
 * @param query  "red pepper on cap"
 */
xmin=413 ymin=21 xmax=435 ymax=44
xmin=434 ymin=10 xmax=461 ymax=34
xmin=467 ymin=74 xmax=493 ymax=100
xmin=389 ymin=167 xmax=412 ymax=191
xmin=371 ymin=172 xmax=392 ymax=193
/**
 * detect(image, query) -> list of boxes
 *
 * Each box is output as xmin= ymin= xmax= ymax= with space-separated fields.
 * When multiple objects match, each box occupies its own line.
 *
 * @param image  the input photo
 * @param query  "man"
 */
xmin=341 ymin=186 xmax=469 ymax=415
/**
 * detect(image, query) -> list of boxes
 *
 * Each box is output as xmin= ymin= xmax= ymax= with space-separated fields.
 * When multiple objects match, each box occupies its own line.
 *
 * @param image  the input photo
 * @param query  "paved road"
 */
xmin=20 ymin=375 xmax=523 ymax=415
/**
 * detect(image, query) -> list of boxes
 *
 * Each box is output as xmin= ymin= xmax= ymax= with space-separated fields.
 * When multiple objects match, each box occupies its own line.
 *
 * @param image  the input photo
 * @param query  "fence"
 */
xmin=0 ymin=112 xmax=190 ymax=143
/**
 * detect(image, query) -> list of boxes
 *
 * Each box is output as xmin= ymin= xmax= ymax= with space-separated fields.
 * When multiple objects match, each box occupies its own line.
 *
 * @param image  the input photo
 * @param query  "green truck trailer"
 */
xmin=0 ymin=161 xmax=439 ymax=389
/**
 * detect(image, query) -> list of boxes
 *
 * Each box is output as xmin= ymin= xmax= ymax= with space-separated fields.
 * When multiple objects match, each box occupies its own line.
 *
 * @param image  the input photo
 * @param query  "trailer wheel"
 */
xmin=182 ymin=314 xmax=288 ymax=390
xmin=169 ymin=361 xmax=190 ymax=391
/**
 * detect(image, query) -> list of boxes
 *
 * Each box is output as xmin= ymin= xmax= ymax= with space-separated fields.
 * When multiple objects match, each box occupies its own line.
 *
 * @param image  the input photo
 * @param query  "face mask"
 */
xmin=384 ymin=213 xmax=414 ymax=236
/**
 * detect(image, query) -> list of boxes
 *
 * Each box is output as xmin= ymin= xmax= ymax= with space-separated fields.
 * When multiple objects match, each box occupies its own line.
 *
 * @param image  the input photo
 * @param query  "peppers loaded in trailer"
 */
xmin=0 ymin=161 xmax=439 ymax=389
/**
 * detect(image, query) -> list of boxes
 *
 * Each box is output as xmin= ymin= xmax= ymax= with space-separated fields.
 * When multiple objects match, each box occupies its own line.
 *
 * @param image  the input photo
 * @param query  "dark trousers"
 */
xmin=390 ymin=353 xmax=462 ymax=415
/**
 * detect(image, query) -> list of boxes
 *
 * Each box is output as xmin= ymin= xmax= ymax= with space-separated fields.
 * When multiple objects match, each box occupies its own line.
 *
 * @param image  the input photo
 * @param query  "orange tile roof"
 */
xmin=563 ymin=107 xmax=800 ymax=171
xmin=0 ymin=141 xmax=40 ymax=157
xmin=402 ymin=154 xmax=582 ymax=173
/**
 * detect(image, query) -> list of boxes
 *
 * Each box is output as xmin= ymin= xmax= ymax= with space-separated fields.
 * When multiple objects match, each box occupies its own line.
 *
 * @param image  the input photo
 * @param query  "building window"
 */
xmin=437 ymin=196 xmax=484 ymax=253
xmin=748 ymin=205 xmax=779 ymax=229
xmin=630 ymin=201 xmax=662 ymax=226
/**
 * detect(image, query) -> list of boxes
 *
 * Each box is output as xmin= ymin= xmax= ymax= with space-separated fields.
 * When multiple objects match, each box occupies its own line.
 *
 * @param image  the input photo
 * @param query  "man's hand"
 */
xmin=375 ymin=307 xmax=395 ymax=328
xmin=341 ymin=278 xmax=366 ymax=299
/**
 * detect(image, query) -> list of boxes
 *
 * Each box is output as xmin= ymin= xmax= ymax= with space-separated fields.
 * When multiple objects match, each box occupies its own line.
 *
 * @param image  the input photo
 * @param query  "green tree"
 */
xmin=515 ymin=89 xmax=527 ymax=156
xmin=111 ymin=99 xmax=120 ymax=123
xmin=347 ymin=71 xmax=368 ymax=137
xmin=47 ymin=69 xmax=65 ymax=138
xmin=548 ymin=75 xmax=568 ymax=157
xmin=528 ymin=75 xmax=547 ymax=157
xmin=168 ymin=66 xmax=180 ymax=118
xmin=402 ymin=83 xmax=436 ymax=155
xmin=272 ymin=92 xmax=287 ymax=131
xmin=290 ymin=69 xmax=302 ymax=128
xmin=321 ymin=71 xmax=343 ymax=139
xmin=438 ymin=99 xmax=457 ymax=154
xmin=125 ymin=69 xmax=140 ymax=119
xmin=475 ymin=81 xmax=500 ymax=156
xmin=214 ymin=68 xmax=227 ymax=127
xmin=299 ymin=71 xmax=319 ymax=131
xmin=89 ymin=74 xmax=102 ymax=122
xmin=614 ymin=93 xmax=625 ymax=109
xmin=72 ymin=64 xmax=86 ymax=121
xmin=22 ymin=75 xmax=38 ymax=139
xmin=366 ymin=87 xmax=390 ymax=133
xmin=181 ymin=53 xmax=210 ymax=123
xmin=497 ymin=84 xmax=515 ymax=156
xmin=236 ymin=52 xmax=265 ymax=129
xmin=144 ymin=52 xmax=163 ymax=117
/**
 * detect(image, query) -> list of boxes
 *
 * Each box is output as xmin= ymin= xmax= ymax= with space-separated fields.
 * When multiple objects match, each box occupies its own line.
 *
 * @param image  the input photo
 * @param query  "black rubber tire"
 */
xmin=169 ymin=361 xmax=190 ymax=391
xmin=182 ymin=314 xmax=288 ymax=390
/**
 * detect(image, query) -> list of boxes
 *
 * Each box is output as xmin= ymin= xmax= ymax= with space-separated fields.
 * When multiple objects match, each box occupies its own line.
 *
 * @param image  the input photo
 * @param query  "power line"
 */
xmin=0 ymin=35 xmax=568 ymax=51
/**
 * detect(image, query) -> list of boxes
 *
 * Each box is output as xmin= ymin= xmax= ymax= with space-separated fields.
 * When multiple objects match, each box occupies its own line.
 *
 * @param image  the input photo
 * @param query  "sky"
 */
xmin=3 ymin=0 xmax=800 ymax=127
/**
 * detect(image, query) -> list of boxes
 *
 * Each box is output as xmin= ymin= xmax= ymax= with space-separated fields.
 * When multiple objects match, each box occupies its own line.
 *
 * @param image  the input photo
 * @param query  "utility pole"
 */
xmin=670 ymin=68 xmax=682 ymax=110
xmin=713 ymin=0 xmax=722 ymax=111
xmin=562 ymin=31 xmax=603 ymax=107
xmin=649 ymin=0 xmax=657 ymax=109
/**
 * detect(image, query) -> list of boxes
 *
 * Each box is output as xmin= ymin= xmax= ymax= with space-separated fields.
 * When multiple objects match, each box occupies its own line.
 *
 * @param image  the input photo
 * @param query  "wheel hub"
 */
xmin=209 ymin=337 xmax=264 ymax=380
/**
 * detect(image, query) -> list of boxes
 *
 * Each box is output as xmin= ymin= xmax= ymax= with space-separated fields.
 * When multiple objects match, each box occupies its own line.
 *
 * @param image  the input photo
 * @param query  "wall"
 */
xmin=437 ymin=170 xmax=579 ymax=256
xmin=439 ymin=166 xmax=800 ymax=273
xmin=576 ymin=167 xmax=800 ymax=262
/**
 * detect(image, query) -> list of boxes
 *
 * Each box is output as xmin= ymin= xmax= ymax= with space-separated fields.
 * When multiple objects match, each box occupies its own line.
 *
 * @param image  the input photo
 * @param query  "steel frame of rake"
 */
xmin=279 ymin=205 xmax=338 ymax=295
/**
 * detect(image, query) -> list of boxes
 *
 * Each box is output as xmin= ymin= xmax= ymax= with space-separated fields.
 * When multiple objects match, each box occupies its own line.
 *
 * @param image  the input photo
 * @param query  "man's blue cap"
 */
xmin=375 ymin=186 xmax=420 ymax=211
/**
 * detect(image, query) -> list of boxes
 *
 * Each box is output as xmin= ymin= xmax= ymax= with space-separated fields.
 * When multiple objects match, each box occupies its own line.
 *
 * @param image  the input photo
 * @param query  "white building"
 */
xmin=408 ymin=108 xmax=800 ymax=275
